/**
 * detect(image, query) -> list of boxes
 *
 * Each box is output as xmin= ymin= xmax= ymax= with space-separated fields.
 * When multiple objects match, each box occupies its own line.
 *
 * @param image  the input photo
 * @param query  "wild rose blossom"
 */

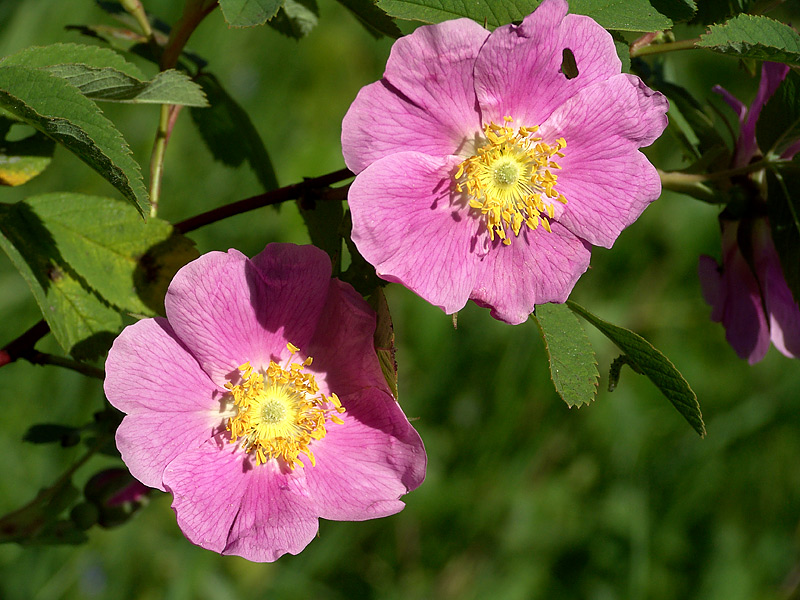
xmin=342 ymin=0 xmax=668 ymax=324
xmin=104 ymin=243 xmax=426 ymax=562
xmin=698 ymin=62 xmax=800 ymax=363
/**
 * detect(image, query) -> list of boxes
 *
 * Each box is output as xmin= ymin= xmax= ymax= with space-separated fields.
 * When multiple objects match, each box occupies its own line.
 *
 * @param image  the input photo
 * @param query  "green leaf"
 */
xmin=219 ymin=0 xmax=285 ymax=27
xmin=0 ymin=118 xmax=55 ymax=186
xmin=190 ymin=73 xmax=278 ymax=192
xmin=566 ymin=300 xmax=705 ymax=436
xmin=533 ymin=302 xmax=599 ymax=408
xmin=0 ymin=42 xmax=146 ymax=79
xmin=269 ymin=0 xmax=319 ymax=39
xmin=43 ymin=66 xmax=208 ymax=106
xmin=23 ymin=423 xmax=82 ymax=446
xmin=336 ymin=0 xmax=402 ymax=38
xmin=368 ymin=287 xmax=399 ymax=400
xmin=0 ymin=193 xmax=199 ymax=359
xmin=0 ymin=66 xmax=148 ymax=213
xmin=697 ymin=14 xmax=800 ymax=66
xmin=297 ymin=197 xmax=344 ymax=275
xmin=650 ymin=0 xmax=696 ymax=23
xmin=376 ymin=0 xmax=672 ymax=31
xmin=767 ymin=166 xmax=800 ymax=307
xmin=613 ymin=39 xmax=631 ymax=73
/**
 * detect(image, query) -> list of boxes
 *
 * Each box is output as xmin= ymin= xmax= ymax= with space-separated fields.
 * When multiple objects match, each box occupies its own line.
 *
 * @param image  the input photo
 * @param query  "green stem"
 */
xmin=148 ymin=104 xmax=171 ymax=218
xmin=120 ymin=0 xmax=153 ymax=39
xmin=631 ymin=38 xmax=699 ymax=58
xmin=175 ymin=168 xmax=353 ymax=234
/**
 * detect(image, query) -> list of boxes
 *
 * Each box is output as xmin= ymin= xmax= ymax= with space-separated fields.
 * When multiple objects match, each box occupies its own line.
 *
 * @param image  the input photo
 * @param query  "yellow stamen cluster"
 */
xmin=224 ymin=344 xmax=345 ymax=469
xmin=455 ymin=116 xmax=567 ymax=245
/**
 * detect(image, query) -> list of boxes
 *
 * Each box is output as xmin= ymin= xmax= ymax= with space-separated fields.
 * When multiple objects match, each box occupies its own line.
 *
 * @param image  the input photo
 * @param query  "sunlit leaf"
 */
xmin=534 ymin=302 xmax=599 ymax=408
xmin=0 ymin=66 xmax=148 ymax=213
xmin=0 ymin=118 xmax=54 ymax=186
xmin=697 ymin=13 xmax=800 ymax=66
xmin=567 ymin=300 xmax=705 ymax=436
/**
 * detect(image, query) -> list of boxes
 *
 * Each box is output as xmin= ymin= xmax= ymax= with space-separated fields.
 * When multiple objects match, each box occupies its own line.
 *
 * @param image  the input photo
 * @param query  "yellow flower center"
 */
xmin=455 ymin=116 xmax=567 ymax=245
xmin=224 ymin=343 xmax=345 ymax=469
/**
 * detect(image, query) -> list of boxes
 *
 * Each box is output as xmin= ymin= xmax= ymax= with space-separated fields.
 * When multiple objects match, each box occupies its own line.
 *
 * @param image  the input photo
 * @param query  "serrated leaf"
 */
xmin=0 ymin=118 xmax=55 ymax=186
xmin=0 ymin=42 xmax=146 ymax=79
xmin=697 ymin=14 xmax=800 ymax=66
xmin=0 ymin=193 xmax=199 ymax=359
xmin=336 ymin=0 xmax=402 ymax=38
xmin=368 ymin=287 xmax=399 ymax=399
xmin=219 ymin=0 xmax=285 ymax=27
xmin=0 ymin=66 xmax=148 ymax=213
xmin=534 ymin=302 xmax=599 ymax=408
xmin=566 ymin=300 xmax=705 ymax=436
xmin=767 ymin=166 xmax=800 ymax=307
xmin=269 ymin=0 xmax=319 ymax=38
xmin=376 ymin=0 xmax=672 ymax=31
xmin=43 ymin=66 xmax=208 ymax=106
xmin=190 ymin=73 xmax=278 ymax=192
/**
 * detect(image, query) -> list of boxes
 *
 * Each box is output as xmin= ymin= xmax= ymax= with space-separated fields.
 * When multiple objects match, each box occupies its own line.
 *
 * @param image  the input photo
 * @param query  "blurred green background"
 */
xmin=2 ymin=1 xmax=800 ymax=599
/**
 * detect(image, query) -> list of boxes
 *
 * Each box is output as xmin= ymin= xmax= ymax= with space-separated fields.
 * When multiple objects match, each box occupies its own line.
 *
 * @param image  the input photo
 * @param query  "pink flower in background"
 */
xmin=342 ymin=0 xmax=668 ymax=324
xmin=699 ymin=62 xmax=800 ymax=363
xmin=699 ymin=218 xmax=800 ymax=363
xmin=104 ymin=243 xmax=426 ymax=562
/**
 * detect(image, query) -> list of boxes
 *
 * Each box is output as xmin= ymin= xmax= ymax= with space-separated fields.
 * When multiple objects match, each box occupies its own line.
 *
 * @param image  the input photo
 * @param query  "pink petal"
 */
xmin=302 ymin=388 xmax=426 ymax=521
xmin=306 ymin=279 xmax=386 ymax=398
xmin=163 ymin=438 xmax=319 ymax=562
xmin=342 ymin=18 xmax=488 ymax=174
xmin=540 ymin=75 xmax=667 ymax=247
xmin=116 ymin=411 xmax=222 ymax=491
xmin=470 ymin=221 xmax=591 ymax=324
xmin=474 ymin=0 xmax=621 ymax=126
xmin=164 ymin=245 xmax=331 ymax=383
xmin=348 ymin=151 xmax=483 ymax=314
xmin=753 ymin=220 xmax=800 ymax=358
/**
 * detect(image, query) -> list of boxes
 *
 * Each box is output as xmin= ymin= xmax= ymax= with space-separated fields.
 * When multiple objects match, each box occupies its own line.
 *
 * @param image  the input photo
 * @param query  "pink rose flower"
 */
xmin=699 ymin=62 xmax=800 ymax=363
xmin=104 ymin=243 xmax=426 ymax=561
xmin=342 ymin=0 xmax=668 ymax=324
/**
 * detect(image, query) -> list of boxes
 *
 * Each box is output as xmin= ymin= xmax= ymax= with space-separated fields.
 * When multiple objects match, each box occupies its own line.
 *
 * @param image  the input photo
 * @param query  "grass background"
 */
xmin=2 ymin=1 xmax=800 ymax=598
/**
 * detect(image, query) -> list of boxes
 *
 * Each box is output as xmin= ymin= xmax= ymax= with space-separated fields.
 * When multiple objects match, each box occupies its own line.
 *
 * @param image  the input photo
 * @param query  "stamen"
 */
xmin=455 ymin=117 xmax=567 ymax=245
xmin=224 ymin=349 xmax=346 ymax=469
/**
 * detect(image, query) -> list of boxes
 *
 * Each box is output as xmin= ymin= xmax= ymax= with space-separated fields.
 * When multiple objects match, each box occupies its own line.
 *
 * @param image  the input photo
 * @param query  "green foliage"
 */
xmin=369 ymin=287 xmax=399 ymax=399
xmin=0 ymin=66 xmax=148 ymax=213
xmin=567 ymin=301 xmax=705 ymax=436
xmin=0 ymin=193 xmax=198 ymax=359
xmin=269 ymin=0 xmax=319 ymax=38
xmin=219 ymin=0 xmax=285 ymax=27
xmin=650 ymin=0 xmax=696 ymax=22
xmin=767 ymin=165 xmax=800 ymax=308
xmin=0 ymin=42 xmax=146 ymax=79
xmin=534 ymin=302 xmax=599 ymax=408
xmin=377 ymin=0 xmax=673 ymax=31
xmin=697 ymin=13 xmax=800 ymax=66
xmin=0 ymin=118 xmax=55 ymax=187
xmin=189 ymin=73 xmax=279 ymax=192
xmin=336 ymin=0 xmax=402 ymax=38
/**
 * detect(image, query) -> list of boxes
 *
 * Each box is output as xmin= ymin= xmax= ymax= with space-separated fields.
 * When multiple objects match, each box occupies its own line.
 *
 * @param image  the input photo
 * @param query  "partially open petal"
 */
xmin=302 ymin=388 xmax=426 ymax=521
xmin=542 ymin=75 xmax=667 ymax=247
xmin=348 ymin=151 xmax=483 ymax=314
xmin=470 ymin=221 xmax=591 ymax=324
xmin=164 ymin=438 xmax=319 ymax=562
xmin=474 ymin=0 xmax=621 ymax=126
xmin=342 ymin=18 xmax=487 ymax=174
xmin=164 ymin=246 xmax=331 ymax=383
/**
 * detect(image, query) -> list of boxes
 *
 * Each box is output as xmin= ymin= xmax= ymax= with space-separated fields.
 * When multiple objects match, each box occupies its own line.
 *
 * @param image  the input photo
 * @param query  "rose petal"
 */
xmin=164 ymin=438 xmax=319 ymax=562
xmin=470 ymin=221 xmax=591 ymax=324
xmin=474 ymin=0 xmax=621 ymax=126
xmin=348 ymin=151 xmax=483 ymax=314
xmin=164 ymin=245 xmax=331 ymax=383
xmin=342 ymin=18 xmax=488 ymax=173
xmin=302 ymin=388 xmax=426 ymax=521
